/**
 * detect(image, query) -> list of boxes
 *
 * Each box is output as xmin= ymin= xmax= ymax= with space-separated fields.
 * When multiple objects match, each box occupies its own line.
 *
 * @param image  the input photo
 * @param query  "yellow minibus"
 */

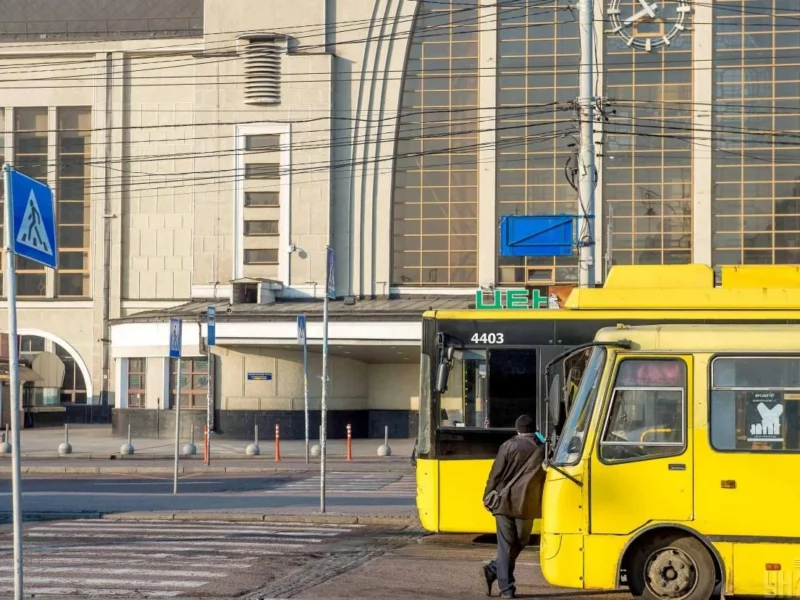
xmin=541 ymin=322 xmax=800 ymax=600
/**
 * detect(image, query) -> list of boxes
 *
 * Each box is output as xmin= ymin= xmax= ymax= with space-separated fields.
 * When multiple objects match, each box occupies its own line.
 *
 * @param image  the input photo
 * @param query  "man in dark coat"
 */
xmin=480 ymin=414 xmax=545 ymax=598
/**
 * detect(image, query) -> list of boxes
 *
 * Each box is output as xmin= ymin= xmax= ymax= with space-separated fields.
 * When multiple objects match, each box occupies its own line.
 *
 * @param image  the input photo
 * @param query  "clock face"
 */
xmin=607 ymin=0 xmax=691 ymax=51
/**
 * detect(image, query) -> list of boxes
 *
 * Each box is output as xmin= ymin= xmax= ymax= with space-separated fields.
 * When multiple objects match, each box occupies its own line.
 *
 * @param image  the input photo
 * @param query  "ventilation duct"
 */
xmin=242 ymin=36 xmax=283 ymax=105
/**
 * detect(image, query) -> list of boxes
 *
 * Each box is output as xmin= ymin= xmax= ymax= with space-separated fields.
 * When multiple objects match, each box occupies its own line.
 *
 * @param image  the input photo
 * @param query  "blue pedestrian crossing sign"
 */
xmin=6 ymin=168 xmax=57 ymax=269
xmin=207 ymin=307 xmax=216 ymax=346
xmin=169 ymin=318 xmax=182 ymax=359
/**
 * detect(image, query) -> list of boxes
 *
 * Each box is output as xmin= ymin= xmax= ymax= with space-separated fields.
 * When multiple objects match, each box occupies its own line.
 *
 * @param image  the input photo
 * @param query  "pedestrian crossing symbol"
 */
xmin=6 ymin=167 xmax=58 ymax=268
xmin=17 ymin=191 xmax=53 ymax=255
xmin=169 ymin=317 xmax=182 ymax=359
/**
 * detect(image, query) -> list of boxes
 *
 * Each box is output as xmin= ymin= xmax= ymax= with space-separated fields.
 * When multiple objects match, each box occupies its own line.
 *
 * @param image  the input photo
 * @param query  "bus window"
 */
xmin=711 ymin=356 xmax=800 ymax=452
xmin=438 ymin=350 xmax=488 ymax=428
xmin=599 ymin=358 xmax=687 ymax=462
xmin=487 ymin=349 xmax=538 ymax=429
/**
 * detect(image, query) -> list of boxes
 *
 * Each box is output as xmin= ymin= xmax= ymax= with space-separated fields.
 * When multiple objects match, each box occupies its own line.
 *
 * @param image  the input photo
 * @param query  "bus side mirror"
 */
xmin=434 ymin=346 xmax=455 ymax=393
xmin=567 ymin=435 xmax=581 ymax=454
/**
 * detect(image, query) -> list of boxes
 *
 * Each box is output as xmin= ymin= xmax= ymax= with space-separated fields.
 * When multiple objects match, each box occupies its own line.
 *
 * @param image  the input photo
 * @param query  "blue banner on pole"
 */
xmin=207 ymin=307 xmax=216 ymax=346
xmin=326 ymin=247 xmax=335 ymax=300
xmin=297 ymin=314 xmax=307 ymax=345
xmin=169 ymin=318 xmax=182 ymax=359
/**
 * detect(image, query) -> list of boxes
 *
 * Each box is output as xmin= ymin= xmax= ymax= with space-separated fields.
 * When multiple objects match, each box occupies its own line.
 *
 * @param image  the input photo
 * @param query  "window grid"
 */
xmin=604 ymin=8 xmax=694 ymax=267
xmin=496 ymin=1 xmax=579 ymax=285
xmin=170 ymin=358 xmax=209 ymax=409
xmin=14 ymin=108 xmax=48 ymax=297
xmin=55 ymin=344 xmax=87 ymax=404
xmin=391 ymin=0 xmax=480 ymax=286
xmin=712 ymin=1 xmax=800 ymax=266
xmin=127 ymin=358 xmax=146 ymax=408
xmin=56 ymin=107 xmax=91 ymax=297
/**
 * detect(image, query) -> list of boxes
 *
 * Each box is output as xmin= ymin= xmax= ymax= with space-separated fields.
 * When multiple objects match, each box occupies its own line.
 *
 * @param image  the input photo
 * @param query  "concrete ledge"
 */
xmin=100 ymin=512 xmax=420 ymax=527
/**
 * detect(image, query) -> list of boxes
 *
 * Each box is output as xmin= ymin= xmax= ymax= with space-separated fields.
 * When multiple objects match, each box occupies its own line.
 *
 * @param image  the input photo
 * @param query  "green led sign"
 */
xmin=475 ymin=288 xmax=550 ymax=310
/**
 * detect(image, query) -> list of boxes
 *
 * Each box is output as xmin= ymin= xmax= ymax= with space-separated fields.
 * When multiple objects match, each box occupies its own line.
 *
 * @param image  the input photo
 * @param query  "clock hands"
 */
xmin=623 ymin=1 xmax=658 ymax=26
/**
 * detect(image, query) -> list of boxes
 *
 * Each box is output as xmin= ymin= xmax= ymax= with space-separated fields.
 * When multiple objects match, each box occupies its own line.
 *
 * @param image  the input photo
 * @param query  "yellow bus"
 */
xmin=415 ymin=264 xmax=800 ymax=534
xmin=541 ymin=322 xmax=800 ymax=600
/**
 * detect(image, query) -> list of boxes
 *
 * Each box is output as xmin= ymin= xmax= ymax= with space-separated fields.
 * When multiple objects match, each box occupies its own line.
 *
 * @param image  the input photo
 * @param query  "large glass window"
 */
xmin=57 ymin=107 xmax=91 ymax=297
xmin=599 ymin=358 xmax=686 ymax=462
xmin=604 ymin=21 xmax=693 ymax=267
xmin=496 ymin=0 xmax=579 ymax=285
xmin=127 ymin=358 xmax=147 ymax=408
xmin=15 ymin=108 xmax=48 ymax=298
xmin=170 ymin=358 xmax=209 ymax=409
xmin=712 ymin=1 xmax=800 ymax=266
xmin=391 ymin=0 xmax=480 ymax=286
xmin=711 ymin=356 xmax=800 ymax=452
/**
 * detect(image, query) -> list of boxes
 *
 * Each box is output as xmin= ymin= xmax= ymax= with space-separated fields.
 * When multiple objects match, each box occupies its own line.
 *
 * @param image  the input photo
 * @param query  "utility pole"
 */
xmin=577 ymin=0 xmax=596 ymax=288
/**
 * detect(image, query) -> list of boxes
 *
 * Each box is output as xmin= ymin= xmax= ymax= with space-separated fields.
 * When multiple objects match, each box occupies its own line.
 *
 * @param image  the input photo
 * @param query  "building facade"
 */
xmin=0 ymin=0 xmax=797 ymax=437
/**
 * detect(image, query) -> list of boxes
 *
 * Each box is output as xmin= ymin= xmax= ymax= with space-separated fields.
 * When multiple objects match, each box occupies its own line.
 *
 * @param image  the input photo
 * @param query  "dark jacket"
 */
xmin=483 ymin=433 xmax=546 ymax=520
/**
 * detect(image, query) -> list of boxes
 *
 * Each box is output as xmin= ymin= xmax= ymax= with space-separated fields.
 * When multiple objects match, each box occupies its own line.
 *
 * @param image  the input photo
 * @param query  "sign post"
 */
xmin=4 ymin=164 xmax=58 ymax=600
xmin=297 ymin=314 xmax=309 ymax=464
xmin=320 ymin=246 xmax=334 ymax=512
xmin=206 ymin=307 xmax=216 ymax=465
xmin=169 ymin=317 xmax=183 ymax=494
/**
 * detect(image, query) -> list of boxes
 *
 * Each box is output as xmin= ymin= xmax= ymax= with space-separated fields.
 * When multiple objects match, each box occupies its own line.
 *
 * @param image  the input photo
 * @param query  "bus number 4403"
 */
xmin=471 ymin=333 xmax=505 ymax=344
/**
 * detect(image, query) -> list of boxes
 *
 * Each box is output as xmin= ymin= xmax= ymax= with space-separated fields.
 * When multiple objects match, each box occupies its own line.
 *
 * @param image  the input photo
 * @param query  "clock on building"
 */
xmin=607 ymin=0 xmax=691 ymax=51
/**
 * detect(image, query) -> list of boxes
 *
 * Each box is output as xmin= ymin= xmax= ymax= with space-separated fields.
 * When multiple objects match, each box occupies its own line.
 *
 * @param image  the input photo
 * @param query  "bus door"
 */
xmin=589 ymin=356 xmax=694 ymax=534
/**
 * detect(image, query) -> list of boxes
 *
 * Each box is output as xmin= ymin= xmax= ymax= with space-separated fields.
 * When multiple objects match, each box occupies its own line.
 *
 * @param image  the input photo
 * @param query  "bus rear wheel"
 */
xmin=628 ymin=533 xmax=716 ymax=600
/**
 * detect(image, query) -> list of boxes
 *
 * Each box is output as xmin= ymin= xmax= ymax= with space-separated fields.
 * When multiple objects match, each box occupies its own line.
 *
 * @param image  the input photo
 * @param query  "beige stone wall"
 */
xmin=367 ymin=363 xmax=420 ymax=411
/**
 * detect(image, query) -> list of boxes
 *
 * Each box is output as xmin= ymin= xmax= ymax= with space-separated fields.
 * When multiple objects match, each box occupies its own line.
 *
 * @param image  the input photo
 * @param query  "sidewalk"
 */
xmin=1 ymin=424 xmax=415 ymax=462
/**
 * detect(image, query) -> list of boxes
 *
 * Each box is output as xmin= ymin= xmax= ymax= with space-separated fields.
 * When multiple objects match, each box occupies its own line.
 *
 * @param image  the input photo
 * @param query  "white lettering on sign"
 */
xmin=471 ymin=333 xmax=505 ymax=345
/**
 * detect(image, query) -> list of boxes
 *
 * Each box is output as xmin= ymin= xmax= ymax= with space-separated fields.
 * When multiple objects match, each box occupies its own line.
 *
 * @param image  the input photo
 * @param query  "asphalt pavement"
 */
xmin=0 ymin=472 xmax=417 ymax=519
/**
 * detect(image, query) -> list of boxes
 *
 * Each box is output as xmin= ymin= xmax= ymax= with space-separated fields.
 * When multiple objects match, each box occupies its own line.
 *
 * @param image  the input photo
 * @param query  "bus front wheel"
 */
xmin=628 ymin=533 xmax=716 ymax=600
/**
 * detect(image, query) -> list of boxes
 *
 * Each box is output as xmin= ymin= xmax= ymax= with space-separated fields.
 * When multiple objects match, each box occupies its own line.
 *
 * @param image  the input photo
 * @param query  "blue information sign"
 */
xmin=207 ymin=307 xmax=216 ymax=346
xmin=169 ymin=318 xmax=182 ymax=359
xmin=7 ymin=168 xmax=58 ymax=268
xmin=247 ymin=373 xmax=272 ymax=381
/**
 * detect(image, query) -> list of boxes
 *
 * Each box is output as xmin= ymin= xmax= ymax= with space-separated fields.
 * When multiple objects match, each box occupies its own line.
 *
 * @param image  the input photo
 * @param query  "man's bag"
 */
xmin=483 ymin=443 xmax=545 ymax=518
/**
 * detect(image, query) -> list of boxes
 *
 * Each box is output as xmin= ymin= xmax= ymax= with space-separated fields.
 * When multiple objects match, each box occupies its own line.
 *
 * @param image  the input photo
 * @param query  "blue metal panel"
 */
xmin=499 ymin=214 xmax=578 ymax=257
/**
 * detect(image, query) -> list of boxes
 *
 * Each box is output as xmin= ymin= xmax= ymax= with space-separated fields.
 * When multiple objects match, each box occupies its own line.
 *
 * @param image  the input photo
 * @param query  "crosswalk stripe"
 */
xmin=0 ymin=518 xmax=361 ymax=597
xmin=25 ymin=532 xmax=325 ymax=543
xmin=40 ymin=525 xmax=340 ymax=536
xmin=0 ymin=575 xmax=204 ymax=589
xmin=0 ymin=587 xmax=181 ymax=598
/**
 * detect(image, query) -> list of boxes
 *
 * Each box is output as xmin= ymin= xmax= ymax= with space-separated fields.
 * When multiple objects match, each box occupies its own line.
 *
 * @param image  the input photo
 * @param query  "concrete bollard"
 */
xmin=0 ymin=424 xmax=11 ymax=454
xmin=120 ymin=424 xmax=135 ymax=455
xmin=58 ymin=423 xmax=73 ymax=456
xmin=377 ymin=425 xmax=392 ymax=457
xmin=246 ymin=424 xmax=260 ymax=456
xmin=183 ymin=424 xmax=197 ymax=456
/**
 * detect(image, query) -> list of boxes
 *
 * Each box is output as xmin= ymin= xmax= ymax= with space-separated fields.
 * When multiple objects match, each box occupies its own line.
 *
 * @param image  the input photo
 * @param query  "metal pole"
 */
xmin=320 ymin=292 xmax=329 ymax=513
xmin=303 ymin=331 xmax=309 ymax=464
xmin=4 ymin=164 xmax=24 ymax=599
xmin=577 ymin=0 xmax=596 ymax=288
xmin=0 ymin=376 xmax=4 ymax=436
xmin=206 ymin=347 xmax=212 ymax=465
xmin=173 ymin=357 xmax=182 ymax=495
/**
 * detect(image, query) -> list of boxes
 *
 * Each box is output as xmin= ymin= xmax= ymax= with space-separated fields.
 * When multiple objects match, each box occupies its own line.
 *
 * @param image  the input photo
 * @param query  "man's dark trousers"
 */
xmin=485 ymin=514 xmax=533 ymax=596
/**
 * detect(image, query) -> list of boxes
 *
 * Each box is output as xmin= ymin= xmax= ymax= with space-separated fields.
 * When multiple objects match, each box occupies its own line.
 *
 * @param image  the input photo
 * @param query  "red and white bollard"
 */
xmin=274 ymin=424 xmax=281 ymax=462
xmin=346 ymin=423 xmax=352 ymax=462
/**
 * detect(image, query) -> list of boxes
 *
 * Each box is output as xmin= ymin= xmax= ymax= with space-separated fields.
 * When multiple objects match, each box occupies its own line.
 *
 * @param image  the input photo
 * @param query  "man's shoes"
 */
xmin=480 ymin=565 xmax=494 ymax=596
xmin=500 ymin=592 xmax=516 ymax=599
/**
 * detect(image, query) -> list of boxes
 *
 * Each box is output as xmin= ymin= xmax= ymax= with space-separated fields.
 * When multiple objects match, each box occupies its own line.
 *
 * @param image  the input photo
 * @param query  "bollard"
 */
xmin=274 ymin=424 xmax=281 ymax=462
xmin=58 ymin=423 xmax=72 ymax=456
xmin=346 ymin=423 xmax=352 ymax=461
xmin=183 ymin=424 xmax=197 ymax=456
xmin=203 ymin=425 xmax=209 ymax=465
xmin=377 ymin=425 xmax=392 ymax=457
xmin=246 ymin=424 xmax=260 ymax=456
xmin=120 ymin=423 xmax=134 ymax=455
xmin=0 ymin=424 xmax=10 ymax=455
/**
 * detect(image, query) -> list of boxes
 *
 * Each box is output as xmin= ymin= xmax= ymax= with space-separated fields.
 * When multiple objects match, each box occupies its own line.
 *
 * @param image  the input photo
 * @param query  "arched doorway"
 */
xmin=17 ymin=330 xmax=92 ymax=405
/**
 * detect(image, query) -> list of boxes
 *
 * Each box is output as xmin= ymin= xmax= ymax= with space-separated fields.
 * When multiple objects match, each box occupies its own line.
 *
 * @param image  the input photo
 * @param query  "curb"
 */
xmin=100 ymin=512 xmax=421 ymax=527
xmin=0 ymin=465 xmax=415 ymax=475
xmin=0 ymin=511 xmax=420 ymax=527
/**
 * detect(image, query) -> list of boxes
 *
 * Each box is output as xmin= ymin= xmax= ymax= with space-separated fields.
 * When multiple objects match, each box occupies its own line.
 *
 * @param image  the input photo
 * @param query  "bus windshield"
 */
xmin=552 ymin=346 xmax=607 ymax=466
